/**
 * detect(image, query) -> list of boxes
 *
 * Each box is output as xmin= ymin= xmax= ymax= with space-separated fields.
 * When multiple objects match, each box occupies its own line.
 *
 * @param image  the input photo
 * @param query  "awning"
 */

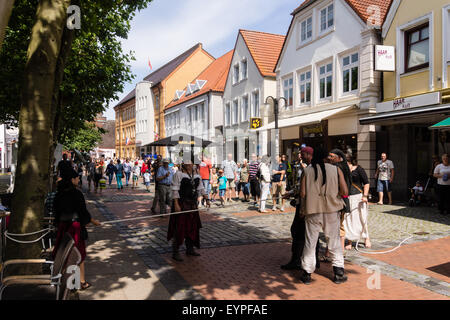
xmin=255 ymin=105 xmax=355 ymax=131
xmin=143 ymin=134 xmax=212 ymax=148
xmin=429 ymin=117 xmax=450 ymax=129
xmin=359 ymin=104 xmax=450 ymax=125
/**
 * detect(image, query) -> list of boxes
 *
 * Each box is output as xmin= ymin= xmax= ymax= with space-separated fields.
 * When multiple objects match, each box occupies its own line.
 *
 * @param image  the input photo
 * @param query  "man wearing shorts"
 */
xmin=375 ymin=153 xmax=394 ymax=205
xmin=222 ymin=153 xmax=237 ymax=203
xmin=271 ymin=155 xmax=287 ymax=211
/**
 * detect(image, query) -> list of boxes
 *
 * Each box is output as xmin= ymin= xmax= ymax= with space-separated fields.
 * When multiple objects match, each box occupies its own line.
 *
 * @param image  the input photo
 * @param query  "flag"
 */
xmin=125 ymin=137 xmax=130 ymax=145
xmin=148 ymin=58 xmax=152 ymax=70
xmin=154 ymin=131 xmax=159 ymax=141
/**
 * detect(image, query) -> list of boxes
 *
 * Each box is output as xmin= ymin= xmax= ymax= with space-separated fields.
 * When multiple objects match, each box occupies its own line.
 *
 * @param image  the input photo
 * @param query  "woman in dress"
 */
xmin=53 ymin=169 xmax=101 ymax=290
xmin=344 ymin=153 xmax=371 ymax=249
xmin=168 ymin=159 xmax=210 ymax=261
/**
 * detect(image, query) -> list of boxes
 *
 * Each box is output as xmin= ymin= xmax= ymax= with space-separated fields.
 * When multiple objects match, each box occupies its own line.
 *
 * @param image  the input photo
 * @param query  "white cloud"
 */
xmin=123 ymin=0 xmax=294 ymax=70
xmin=105 ymin=0 xmax=299 ymax=119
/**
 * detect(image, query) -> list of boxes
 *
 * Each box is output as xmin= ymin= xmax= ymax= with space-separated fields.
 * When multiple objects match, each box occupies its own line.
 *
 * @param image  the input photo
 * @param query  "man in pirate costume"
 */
xmin=168 ymin=159 xmax=210 ymax=261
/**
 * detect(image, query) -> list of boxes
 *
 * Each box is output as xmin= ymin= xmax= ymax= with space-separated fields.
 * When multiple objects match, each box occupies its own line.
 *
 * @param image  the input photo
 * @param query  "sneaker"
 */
xmin=300 ymin=270 xmax=312 ymax=284
xmin=272 ymin=207 xmax=277 ymax=211
xmin=280 ymin=207 xmax=284 ymax=212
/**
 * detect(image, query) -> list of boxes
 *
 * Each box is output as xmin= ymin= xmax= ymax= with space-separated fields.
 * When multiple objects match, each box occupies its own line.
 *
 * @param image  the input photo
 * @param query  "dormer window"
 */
xmin=174 ymin=90 xmax=185 ymax=101
xmin=196 ymin=80 xmax=207 ymax=90
xmin=320 ymin=3 xmax=334 ymax=33
xmin=186 ymin=83 xmax=196 ymax=96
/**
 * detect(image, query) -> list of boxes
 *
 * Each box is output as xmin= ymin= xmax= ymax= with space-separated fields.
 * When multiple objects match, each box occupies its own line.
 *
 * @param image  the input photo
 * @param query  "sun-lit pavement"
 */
xmin=80 ymin=176 xmax=450 ymax=300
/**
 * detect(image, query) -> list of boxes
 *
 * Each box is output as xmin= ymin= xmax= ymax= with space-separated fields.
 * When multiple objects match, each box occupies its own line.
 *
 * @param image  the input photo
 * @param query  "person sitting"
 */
xmin=410 ymin=181 xmax=424 ymax=206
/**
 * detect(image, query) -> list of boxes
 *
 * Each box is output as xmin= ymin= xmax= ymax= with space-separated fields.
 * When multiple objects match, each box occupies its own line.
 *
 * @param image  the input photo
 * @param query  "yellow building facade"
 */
xmin=114 ymin=97 xmax=136 ymax=159
xmin=360 ymin=0 xmax=450 ymax=199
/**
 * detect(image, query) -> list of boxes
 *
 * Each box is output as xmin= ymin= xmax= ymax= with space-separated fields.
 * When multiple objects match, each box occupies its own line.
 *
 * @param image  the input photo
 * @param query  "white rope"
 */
xmin=355 ymin=230 xmax=415 ymax=255
xmin=100 ymin=208 xmax=210 ymax=225
xmin=6 ymin=228 xmax=53 ymax=237
xmin=5 ymin=230 xmax=52 ymax=244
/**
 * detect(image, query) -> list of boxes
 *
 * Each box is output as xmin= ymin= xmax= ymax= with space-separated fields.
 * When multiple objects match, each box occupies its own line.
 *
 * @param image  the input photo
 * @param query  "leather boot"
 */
xmin=172 ymin=240 xmax=183 ymax=262
xmin=333 ymin=266 xmax=348 ymax=284
xmin=186 ymin=239 xmax=200 ymax=256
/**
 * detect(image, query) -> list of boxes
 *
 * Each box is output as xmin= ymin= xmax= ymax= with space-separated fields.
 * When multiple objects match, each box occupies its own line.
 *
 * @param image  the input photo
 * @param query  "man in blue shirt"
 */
xmin=271 ymin=155 xmax=287 ymax=211
xmin=156 ymin=158 xmax=174 ymax=215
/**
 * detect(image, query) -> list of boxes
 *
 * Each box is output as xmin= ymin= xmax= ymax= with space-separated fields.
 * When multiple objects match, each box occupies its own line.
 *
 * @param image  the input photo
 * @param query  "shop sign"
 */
xmin=250 ymin=117 xmax=262 ymax=129
xmin=375 ymin=45 xmax=395 ymax=72
xmin=376 ymin=92 xmax=442 ymax=113
xmin=303 ymin=124 xmax=323 ymax=138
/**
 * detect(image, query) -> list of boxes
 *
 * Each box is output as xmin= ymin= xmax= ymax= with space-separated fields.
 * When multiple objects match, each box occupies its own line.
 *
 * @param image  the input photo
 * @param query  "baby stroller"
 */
xmin=408 ymin=178 xmax=430 ymax=207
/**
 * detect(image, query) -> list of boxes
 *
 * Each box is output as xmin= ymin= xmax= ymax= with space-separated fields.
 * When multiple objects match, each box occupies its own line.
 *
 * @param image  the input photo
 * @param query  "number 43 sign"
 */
xmin=250 ymin=117 xmax=262 ymax=129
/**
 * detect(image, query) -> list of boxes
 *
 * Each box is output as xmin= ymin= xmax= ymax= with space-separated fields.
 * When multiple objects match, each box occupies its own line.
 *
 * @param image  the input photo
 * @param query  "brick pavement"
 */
xmin=162 ymin=242 xmax=447 ymax=300
xmin=83 ymin=177 xmax=449 ymax=300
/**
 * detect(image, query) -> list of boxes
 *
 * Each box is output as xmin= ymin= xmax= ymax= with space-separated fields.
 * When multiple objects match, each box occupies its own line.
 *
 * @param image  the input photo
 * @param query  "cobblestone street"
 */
xmin=80 ymin=178 xmax=450 ymax=300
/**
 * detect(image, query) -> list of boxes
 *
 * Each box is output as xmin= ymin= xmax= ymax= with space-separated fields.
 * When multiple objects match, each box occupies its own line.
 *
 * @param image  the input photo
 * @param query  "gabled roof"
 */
xmin=292 ymin=0 xmax=393 ymax=24
xmin=166 ymin=50 xmax=234 ymax=110
xmin=115 ymin=88 xmax=136 ymax=108
xmin=239 ymin=30 xmax=285 ymax=78
xmin=143 ymin=43 xmax=209 ymax=83
xmin=114 ymin=43 xmax=211 ymax=108
xmin=276 ymin=0 xmax=393 ymax=72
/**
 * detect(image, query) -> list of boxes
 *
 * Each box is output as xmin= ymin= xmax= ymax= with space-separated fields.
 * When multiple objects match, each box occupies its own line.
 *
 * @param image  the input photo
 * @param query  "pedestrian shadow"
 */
xmin=379 ymin=205 xmax=450 ymax=226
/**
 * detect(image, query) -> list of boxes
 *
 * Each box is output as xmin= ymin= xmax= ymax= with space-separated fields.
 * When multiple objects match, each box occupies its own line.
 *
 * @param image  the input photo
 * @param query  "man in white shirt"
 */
xmin=433 ymin=153 xmax=450 ymax=215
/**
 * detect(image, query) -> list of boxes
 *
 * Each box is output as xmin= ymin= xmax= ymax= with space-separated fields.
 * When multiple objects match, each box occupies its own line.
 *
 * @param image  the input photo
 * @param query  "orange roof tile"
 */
xmin=165 ymin=50 xmax=234 ymax=110
xmin=292 ymin=0 xmax=392 ymax=24
xmin=344 ymin=0 xmax=392 ymax=24
xmin=239 ymin=30 xmax=285 ymax=77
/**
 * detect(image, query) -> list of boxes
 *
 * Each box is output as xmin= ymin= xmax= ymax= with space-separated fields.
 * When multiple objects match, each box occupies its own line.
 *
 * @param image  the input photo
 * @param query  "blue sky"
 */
xmin=104 ymin=0 xmax=303 ymax=119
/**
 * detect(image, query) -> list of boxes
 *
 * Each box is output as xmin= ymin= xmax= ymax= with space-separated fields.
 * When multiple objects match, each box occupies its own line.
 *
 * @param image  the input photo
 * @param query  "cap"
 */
xmin=183 ymin=159 xmax=193 ymax=165
xmin=301 ymin=146 xmax=314 ymax=155
xmin=163 ymin=158 xmax=170 ymax=163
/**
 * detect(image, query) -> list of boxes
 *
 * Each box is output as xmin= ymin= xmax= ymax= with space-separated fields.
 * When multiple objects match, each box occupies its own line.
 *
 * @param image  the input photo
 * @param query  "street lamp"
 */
xmin=265 ymin=96 xmax=287 ymax=164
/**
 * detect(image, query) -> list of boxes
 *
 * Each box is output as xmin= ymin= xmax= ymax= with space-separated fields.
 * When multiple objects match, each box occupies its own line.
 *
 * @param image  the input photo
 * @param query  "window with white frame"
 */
xmin=241 ymin=95 xmax=249 ymax=122
xmin=320 ymin=3 xmax=334 ymax=33
xmin=199 ymin=103 xmax=205 ymax=122
xmin=405 ymin=23 xmax=429 ymax=73
xmin=241 ymin=59 xmax=248 ymax=80
xmin=233 ymin=99 xmax=239 ymax=124
xmin=299 ymin=70 xmax=311 ymax=104
xmin=233 ymin=64 xmax=240 ymax=84
xmin=342 ymin=53 xmax=359 ymax=93
xmin=252 ymin=90 xmax=260 ymax=117
xmin=225 ymin=103 xmax=231 ymax=126
xmin=319 ymin=62 xmax=333 ymax=99
xmin=300 ymin=16 xmax=312 ymax=43
xmin=283 ymin=77 xmax=293 ymax=106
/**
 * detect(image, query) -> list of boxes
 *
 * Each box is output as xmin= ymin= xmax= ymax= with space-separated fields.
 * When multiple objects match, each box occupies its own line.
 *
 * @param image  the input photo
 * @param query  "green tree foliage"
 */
xmin=61 ymin=122 xmax=105 ymax=152
xmin=0 ymin=0 xmax=152 ymax=135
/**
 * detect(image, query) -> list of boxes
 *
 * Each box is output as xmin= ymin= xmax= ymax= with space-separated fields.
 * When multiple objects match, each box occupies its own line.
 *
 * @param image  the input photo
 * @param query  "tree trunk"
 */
xmin=6 ymin=0 xmax=72 ymax=270
xmin=0 ymin=0 xmax=15 ymax=51
xmin=49 ymin=22 xmax=76 ymax=192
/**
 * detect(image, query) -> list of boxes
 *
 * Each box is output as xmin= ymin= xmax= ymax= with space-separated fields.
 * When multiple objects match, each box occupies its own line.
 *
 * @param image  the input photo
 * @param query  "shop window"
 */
xmin=405 ymin=23 xmax=429 ymax=73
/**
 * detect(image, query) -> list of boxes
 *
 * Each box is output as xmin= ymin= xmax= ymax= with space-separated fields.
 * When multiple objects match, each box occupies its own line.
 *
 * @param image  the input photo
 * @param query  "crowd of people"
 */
xmin=50 ymin=147 xmax=449 ymax=288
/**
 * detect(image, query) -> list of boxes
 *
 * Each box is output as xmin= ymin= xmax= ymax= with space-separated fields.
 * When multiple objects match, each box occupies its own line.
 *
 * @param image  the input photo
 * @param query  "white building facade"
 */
xmin=135 ymin=81 xmax=155 ymax=156
xmin=223 ymin=30 xmax=285 ymax=163
xmin=274 ymin=0 xmax=391 ymax=179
